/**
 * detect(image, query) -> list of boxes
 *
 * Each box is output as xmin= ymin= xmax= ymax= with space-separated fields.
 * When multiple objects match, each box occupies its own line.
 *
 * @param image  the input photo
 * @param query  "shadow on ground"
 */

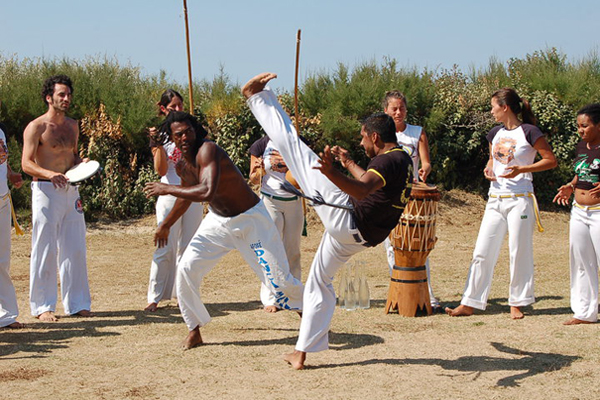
xmin=310 ymin=341 xmax=580 ymax=387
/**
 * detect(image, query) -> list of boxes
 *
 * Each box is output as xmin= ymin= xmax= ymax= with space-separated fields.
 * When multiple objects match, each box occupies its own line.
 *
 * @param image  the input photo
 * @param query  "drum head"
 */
xmin=65 ymin=160 xmax=100 ymax=183
xmin=410 ymin=182 xmax=441 ymax=200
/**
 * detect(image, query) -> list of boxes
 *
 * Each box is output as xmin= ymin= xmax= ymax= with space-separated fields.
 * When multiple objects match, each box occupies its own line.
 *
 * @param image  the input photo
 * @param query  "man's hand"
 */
xmin=144 ymin=181 xmax=169 ymax=198
xmin=154 ymin=224 xmax=170 ymax=248
xmin=329 ymin=145 xmax=354 ymax=169
xmin=8 ymin=170 xmax=23 ymax=189
xmin=50 ymin=172 xmax=69 ymax=188
xmin=241 ymin=72 xmax=277 ymax=99
xmin=314 ymin=145 xmax=336 ymax=177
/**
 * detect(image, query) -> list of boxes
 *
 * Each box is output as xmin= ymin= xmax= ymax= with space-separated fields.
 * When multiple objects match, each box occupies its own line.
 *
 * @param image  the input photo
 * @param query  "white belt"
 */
xmin=489 ymin=192 xmax=544 ymax=233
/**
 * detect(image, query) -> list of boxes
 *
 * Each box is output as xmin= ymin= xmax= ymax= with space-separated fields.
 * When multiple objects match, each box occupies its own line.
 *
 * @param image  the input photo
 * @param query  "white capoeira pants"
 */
xmin=569 ymin=203 xmax=600 ymax=322
xmin=384 ymin=237 xmax=439 ymax=306
xmin=148 ymin=195 xmax=203 ymax=304
xmin=0 ymin=193 xmax=19 ymax=327
xmin=248 ymin=88 xmax=371 ymax=353
xmin=30 ymin=182 xmax=91 ymax=316
xmin=260 ymin=194 xmax=303 ymax=307
xmin=460 ymin=195 xmax=535 ymax=310
xmin=176 ymin=200 xmax=304 ymax=331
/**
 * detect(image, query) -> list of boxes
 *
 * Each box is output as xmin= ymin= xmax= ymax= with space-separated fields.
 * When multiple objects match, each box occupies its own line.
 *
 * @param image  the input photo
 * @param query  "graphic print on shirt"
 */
xmin=493 ymin=137 xmax=517 ymax=165
xmin=574 ymin=154 xmax=600 ymax=184
xmin=264 ymin=147 xmax=288 ymax=174
xmin=169 ymin=145 xmax=182 ymax=164
xmin=0 ymin=138 xmax=7 ymax=165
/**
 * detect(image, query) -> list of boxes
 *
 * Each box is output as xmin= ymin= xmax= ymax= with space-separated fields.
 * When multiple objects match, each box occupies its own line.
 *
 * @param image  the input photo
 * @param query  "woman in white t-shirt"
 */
xmin=446 ymin=88 xmax=557 ymax=319
xmin=145 ymin=90 xmax=203 ymax=312
xmin=382 ymin=90 xmax=441 ymax=311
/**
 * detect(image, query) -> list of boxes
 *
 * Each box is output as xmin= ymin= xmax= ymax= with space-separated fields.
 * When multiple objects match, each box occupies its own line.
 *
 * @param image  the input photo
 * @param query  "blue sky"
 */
xmin=1 ymin=1 xmax=598 ymax=91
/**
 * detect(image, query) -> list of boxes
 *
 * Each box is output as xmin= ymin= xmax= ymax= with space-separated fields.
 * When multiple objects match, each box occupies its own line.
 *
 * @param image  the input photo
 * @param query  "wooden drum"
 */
xmin=385 ymin=183 xmax=441 ymax=316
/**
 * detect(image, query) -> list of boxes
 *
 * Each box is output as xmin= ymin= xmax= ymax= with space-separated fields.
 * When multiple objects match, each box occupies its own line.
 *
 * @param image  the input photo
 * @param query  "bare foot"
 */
xmin=144 ymin=302 xmax=158 ymax=312
xmin=445 ymin=305 xmax=474 ymax=317
xmin=510 ymin=306 xmax=524 ymax=320
xmin=5 ymin=321 xmax=24 ymax=329
xmin=563 ymin=318 xmax=594 ymax=325
xmin=75 ymin=310 xmax=95 ymax=318
xmin=242 ymin=72 xmax=278 ymax=98
xmin=263 ymin=305 xmax=279 ymax=313
xmin=283 ymin=350 xmax=306 ymax=370
xmin=37 ymin=311 xmax=59 ymax=322
xmin=181 ymin=326 xmax=203 ymax=350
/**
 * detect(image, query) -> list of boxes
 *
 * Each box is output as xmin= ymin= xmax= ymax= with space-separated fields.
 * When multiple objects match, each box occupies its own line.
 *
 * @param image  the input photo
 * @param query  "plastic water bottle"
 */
xmin=338 ymin=264 xmax=347 ymax=308
xmin=344 ymin=262 xmax=357 ymax=311
xmin=358 ymin=262 xmax=371 ymax=309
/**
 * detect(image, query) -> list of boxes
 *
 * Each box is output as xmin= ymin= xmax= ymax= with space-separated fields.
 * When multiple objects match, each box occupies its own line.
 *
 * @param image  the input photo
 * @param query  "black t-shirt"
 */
xmin=574 ymin=140 xmax=600 ymax=190
xmin=350 ymin=147 xmax=413 ymax=245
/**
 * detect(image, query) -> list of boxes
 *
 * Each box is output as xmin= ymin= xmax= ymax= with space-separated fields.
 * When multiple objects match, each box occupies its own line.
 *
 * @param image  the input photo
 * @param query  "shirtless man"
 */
xmin=243 ymin=73 xmax=413 ymax=369
xmin=144 ymin=111 xmax=303 ymax=350
xmin=21 ymin=75 xmax=92 ymax=322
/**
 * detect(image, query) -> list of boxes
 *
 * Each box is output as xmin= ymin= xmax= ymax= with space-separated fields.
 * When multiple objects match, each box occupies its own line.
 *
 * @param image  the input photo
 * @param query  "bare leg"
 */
xmin=144 ymin=302 xmax=158 ymax=312
xmin=263 ymin=305 xmax=279 ymax=313
xmin=242 ymin=73 xmax=278 ymax=99
xmin=182 ymin=326 xmax=203 ymax=350
xmin=510 ymin=306 xmax=524 ymax=320
xmin=445 ymin=305 xmax=474 ymax=317
xmin=563 ymin=318 xmax=594 ymax=325
xmin=5 ymin=321 xmax=24 ymax=329
xmin=75 ymin=310 xmax=94 ymax=318
xmin=37 ymin=311 xmax=59 ymax=322
xmin=283 ymin=350 xmax=306 ymax=370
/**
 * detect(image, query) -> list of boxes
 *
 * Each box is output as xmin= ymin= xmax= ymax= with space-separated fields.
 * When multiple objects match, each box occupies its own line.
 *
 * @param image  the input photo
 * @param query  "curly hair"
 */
xmin=41 ymin=75 xmax=73 ymax=105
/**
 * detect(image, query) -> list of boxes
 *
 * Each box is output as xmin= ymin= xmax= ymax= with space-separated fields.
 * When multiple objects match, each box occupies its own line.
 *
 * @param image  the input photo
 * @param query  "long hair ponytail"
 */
xmin=492 ymin=88 xmax=538 ymax=126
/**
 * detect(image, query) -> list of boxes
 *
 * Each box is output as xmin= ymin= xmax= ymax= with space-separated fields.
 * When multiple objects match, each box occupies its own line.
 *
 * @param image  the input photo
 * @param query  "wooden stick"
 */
xmin=293 ymin=29 xmax=301 ymax=135
xmin=183 ymin=0 xmax=194 ymax=111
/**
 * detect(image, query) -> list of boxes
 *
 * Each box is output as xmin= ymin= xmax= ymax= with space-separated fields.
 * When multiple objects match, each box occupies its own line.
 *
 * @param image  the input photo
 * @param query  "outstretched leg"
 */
xmin=242 ymin=73 xmax=278 ymax=99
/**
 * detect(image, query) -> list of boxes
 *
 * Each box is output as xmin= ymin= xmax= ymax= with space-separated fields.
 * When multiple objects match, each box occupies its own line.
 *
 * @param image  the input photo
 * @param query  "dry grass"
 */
xmin=1 ymin=189 xmax=597 ymax=400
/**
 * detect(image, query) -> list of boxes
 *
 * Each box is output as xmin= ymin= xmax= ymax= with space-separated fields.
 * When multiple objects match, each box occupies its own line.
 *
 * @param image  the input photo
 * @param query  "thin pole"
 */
xmin=293 ymin=29 xmax=301 ymax=135
xmin=183 ymin=0 xmax=194 ymax=112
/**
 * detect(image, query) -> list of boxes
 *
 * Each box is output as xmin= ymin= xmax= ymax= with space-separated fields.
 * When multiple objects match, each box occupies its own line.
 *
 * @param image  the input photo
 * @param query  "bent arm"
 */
xmin=417 ymin=130 xmax=432 ymax=182
xmin=152 ymin=146 xmax=168 ymax=177
xmin=249 ymin=154 xmax=264 ymax=186
xmin=21 ymin=122 xmax=53 ymax=179
xmin=162 ymin=142 xmax=220 ymax=203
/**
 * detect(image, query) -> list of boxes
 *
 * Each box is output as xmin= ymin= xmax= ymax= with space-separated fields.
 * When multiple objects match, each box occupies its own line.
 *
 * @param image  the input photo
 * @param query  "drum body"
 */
xmin=385 ymin=183 xmax=440 ymax=316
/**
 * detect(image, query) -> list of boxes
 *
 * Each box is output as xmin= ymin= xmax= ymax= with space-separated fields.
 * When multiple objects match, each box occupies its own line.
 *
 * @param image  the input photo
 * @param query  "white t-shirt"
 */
xmin=0 ymin=128 xmax=9 ymax=196
xmin=486 ymin=124 xmax=545 ymax=194
xmin=249 ymin=137 xmax=294 ymax=198
xmin=160 ymin=141 xmax=182 ymax=185
xmin=395 ymin=124 xmax=422 ymax=180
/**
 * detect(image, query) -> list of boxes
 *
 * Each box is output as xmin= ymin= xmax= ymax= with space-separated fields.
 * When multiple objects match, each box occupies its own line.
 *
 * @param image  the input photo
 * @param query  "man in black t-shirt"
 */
xmin=243 ymin=72 xmax=412 ymax=370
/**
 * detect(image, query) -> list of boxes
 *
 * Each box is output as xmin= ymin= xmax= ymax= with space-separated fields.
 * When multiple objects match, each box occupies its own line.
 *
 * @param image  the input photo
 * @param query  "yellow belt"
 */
xmin=2 ymin=192 xmax=23 ymax=236
xmin=573 ymin=202 xmax=600 ymax=211
xmin=489 ymin=192 xmax=544 ymax=233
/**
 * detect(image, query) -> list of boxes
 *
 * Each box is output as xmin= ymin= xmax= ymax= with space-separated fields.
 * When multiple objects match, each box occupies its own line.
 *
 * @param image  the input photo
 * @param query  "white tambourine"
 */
xmin=65 ymin=160 xmax=100 ymax=183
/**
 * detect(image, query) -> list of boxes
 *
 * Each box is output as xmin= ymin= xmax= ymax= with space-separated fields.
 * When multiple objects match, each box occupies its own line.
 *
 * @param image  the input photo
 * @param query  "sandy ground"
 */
xmin=1 ymin=190 xmax=597 ymax=400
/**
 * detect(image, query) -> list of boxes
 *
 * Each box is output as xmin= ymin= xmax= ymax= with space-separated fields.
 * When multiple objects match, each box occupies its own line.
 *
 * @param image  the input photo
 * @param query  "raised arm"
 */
xmin=249 ymin=154 xmax=264 ymax=186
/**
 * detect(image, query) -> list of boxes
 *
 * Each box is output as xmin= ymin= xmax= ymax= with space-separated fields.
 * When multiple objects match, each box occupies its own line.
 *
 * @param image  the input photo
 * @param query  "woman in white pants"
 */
xmin=145 ymin=90 xmax=203 ymax=312
xmin=249 ymin=136 xmax=304 ymax=312
xmin=553 ymin=103 xmax=600 ymax=325
xmin=0 ymin=126 xmax=24 ymax=328
xmin=445 ymin=88 xmax=556 ymax=319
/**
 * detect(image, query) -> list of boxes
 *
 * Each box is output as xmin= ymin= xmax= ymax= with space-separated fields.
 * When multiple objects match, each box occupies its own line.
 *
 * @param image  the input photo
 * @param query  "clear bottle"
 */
xmin=344 ymin=262 xmax=357 ymax=311
xmin=338 ymin=263 xmax=347 ymax=308
xmin=358 ymin=262 xmax=370 ymax=309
